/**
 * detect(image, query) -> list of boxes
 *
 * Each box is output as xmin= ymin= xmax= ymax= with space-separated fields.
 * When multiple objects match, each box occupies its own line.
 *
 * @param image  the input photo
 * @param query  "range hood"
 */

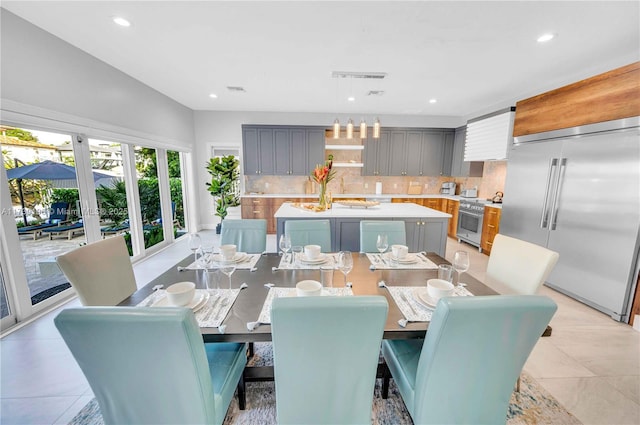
xmin=464 ymin=107 xmax=516 ymax=161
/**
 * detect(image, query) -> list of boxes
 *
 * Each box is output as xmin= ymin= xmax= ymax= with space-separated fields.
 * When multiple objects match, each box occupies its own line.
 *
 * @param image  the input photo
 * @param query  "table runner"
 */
xmin=182 ymin=253 xmax=261 ymax=270
xmin=256 ymin=286 xmax=354 ymax=325
xmin=137 ymin=288 xmax=241 ymax=328
xmin=388 ymin=285 xmax=474 ymax=323
xmin=366 ymin=252 xmax=439 ymax=270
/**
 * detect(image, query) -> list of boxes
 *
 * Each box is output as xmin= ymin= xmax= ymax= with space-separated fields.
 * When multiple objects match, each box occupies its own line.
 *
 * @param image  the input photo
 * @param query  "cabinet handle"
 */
xmin=252 ymin=200 xmax=260 ymax=203
xmin=253 ymin=210 xmax=261 ymax=214
xmin=488 ymin=224 xmax=495 ymax=228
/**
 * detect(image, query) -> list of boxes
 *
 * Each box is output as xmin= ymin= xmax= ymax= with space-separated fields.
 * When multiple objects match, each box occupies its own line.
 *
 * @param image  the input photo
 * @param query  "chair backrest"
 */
xmin=54 ymin=307 xmax=217 ymax=424
xmin=284 ymin=219 xmax=331 ymax=252
xmin=220 ymin=219 xmax=267 ymax=253
xmin=359 ymin=220 xmax=407 ymax=252
xmin=48 ymin=202 xmax=69 ymax=223
xmin=271 ymin=296 xmax=388 ymax=425
xmin=412 ymin=295 xmax=557 ymax=424
xmin=486 ymin=233 xmax=560 ymax=295
xmin=55 ymin=236 xmax=136 ymax=306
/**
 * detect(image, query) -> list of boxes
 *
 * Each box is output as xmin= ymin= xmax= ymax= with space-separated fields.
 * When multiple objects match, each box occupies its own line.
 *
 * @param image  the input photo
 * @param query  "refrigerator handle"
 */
xmin=550 ymin=158 xmax=567 ymax=231
xmin=540 ymin=158 xmax=558 ymax=229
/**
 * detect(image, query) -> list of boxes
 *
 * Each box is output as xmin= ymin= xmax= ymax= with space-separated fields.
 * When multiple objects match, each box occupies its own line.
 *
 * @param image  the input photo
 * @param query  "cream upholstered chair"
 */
xmin=56 ymin=235 xmax=136 ymax=306
xmin=382 ymin=295 xmax=557 ymax=424
xmin=284 ymin=219 xmax=331 ymax=252
xmin=485 ymin=234 xmax=560 ymax=295
xmin=55 ymin=307 xmax=247 ymax=425
xmin=271 ymin=296 xmax=388 ymax=424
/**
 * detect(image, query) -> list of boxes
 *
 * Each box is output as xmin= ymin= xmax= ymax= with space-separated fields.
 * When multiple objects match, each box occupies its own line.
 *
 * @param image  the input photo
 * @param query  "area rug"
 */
xmin=69 ymin=342 xmax=581 ymax=425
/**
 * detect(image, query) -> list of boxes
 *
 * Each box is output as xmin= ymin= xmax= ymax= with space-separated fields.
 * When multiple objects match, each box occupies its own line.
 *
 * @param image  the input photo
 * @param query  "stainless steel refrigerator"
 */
xmin=501 ymin=117 xmax=640 ymax=321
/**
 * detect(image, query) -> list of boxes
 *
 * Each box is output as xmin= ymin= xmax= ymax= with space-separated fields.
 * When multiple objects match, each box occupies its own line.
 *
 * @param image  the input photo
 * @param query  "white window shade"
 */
xmin=464 ymin=109 xmax=515 ymax=161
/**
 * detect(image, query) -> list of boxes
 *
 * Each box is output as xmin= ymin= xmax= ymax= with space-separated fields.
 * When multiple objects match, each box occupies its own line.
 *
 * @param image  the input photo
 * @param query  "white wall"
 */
xmin=0 ymin=9 xmax=195 ymax=148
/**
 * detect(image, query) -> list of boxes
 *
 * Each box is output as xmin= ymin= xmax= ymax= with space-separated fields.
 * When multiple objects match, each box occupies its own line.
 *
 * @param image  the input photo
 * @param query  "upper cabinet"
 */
xmin=242 ymin=125 xmax=325 ymax=176
xmin=364 ymin=128 xmax=453 ymax=176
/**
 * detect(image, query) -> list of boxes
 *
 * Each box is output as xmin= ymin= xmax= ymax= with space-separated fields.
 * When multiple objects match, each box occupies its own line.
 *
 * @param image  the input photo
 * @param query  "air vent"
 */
xmin=331 ymin=71 xmax=387 ymax=79
xmin=367 ymin=90 xmax=385 ymax=96
xmin=226 ymin=86 xmax=246 ymax=92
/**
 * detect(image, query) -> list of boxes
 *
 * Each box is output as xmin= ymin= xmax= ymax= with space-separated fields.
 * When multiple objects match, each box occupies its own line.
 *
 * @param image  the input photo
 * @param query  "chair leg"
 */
xmin=247 ymin=342 xmax=255 ymax=358
xmin=516 ymin=375 xmax=521 ymax=393
xmin=237 ymin=374 xmax=246 ymax=410
xmin=381 ymin=362 xmax=391 ymax=399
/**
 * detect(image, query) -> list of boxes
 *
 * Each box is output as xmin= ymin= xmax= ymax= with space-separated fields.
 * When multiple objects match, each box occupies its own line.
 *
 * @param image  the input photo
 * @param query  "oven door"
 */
xmin=457 ymin=210 xmax=483 ymax=245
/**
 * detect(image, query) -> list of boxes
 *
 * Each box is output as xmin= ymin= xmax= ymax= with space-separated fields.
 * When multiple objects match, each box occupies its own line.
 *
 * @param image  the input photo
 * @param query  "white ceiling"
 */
xmin=3 ymin=1 xmax=639 ymax=119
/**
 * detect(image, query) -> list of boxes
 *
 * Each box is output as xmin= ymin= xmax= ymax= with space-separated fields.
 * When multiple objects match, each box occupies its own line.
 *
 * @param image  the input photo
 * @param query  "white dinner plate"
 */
xmin=299 ymin=253 xmax=327 ymax=264
xmin=384 ymin=253 xmax=418 ymax=264
xmin=286 ymin=289 xmax=331 ymax=297
xmin=413 ymin=288 xmax=438 ymax=309
xmin=213 ymin=252 xmax=248 ymax=264
xmin=152 ymin=290 xmax=210 ymax=312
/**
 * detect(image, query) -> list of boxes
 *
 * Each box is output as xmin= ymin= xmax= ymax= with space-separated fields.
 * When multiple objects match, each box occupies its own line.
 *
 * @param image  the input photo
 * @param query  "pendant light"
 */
xmin=346 ymin=119 xmax=354 ymax=139
xmin=333 ymin=119 xmax=340 ymax=139
xmin=373 ymin=118 xmax=381 ymax=138
xmin=360 ymin=120 xmax=367 ymax=139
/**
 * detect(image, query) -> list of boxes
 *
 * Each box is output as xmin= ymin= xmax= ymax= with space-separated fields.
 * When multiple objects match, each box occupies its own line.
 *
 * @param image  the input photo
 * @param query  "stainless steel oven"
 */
xmin=457 ymin=200 xmax=485 ymax=251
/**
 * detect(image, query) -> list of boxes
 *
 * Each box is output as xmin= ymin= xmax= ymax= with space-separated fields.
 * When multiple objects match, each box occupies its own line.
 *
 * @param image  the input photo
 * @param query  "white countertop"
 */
xmin=274 ymin=202 xmax=452 ymax=219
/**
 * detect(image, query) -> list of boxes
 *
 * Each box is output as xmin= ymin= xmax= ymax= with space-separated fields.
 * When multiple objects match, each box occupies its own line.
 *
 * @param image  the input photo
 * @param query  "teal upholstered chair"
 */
xmin=359 ymin=220 xmax=407 ymax=253
xmin=382 ymin=295 xmax=557 ymax=424
xmin=271 ymin=296 xmax=388 ymax=425
xmin=55 ymin=307 xmax=247 ymax=425
xmin=220 ymin=219 xmax=267 ymax=253
xmin=284 ymin=219 xmax=331 ymax=252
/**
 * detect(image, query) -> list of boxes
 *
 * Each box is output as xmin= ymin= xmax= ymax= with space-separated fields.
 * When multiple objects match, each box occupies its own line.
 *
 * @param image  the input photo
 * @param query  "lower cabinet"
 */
xmin=242 ymin=197 xmax=305 ymax=234
xmin=480 ymin=206 xmax=501 ymax=255
xmin=445 ymin=199 xmax=459 ymax=238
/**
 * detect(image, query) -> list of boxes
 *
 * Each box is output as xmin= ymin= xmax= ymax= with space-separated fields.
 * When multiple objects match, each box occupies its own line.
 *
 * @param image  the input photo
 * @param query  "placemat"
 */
xmin=182 ymin=253 xmax=261 ymax=270
xmin=277 ymin=253 xmax=337 ymax=270
xmin=366 ymin=252 xmax=439 ymax=269
xmin=387 ymin=285 xmax=474 ymax=323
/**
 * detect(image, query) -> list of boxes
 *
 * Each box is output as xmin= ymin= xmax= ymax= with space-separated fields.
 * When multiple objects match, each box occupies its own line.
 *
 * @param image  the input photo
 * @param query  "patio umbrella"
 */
xmin=6 ymin=160 xmax=117 ymax=225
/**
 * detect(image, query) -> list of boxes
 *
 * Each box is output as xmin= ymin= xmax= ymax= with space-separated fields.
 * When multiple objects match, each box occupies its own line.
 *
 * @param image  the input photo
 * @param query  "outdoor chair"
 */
xmin=42 ymin=220 xmax=84 ymax=240
xmin=284 ymin=219 xmax=331 ymax=252
xmin=55 ymin=307 xmax=247 ymax=425
xmin=220 ymin=219 xmax=267 ymax=253
xmin=271 ymin=296 xmax=388 ymax=424
xmin=55 ymin=236 xmax=136 ymax=306
xmin=381 ymin=295 xmax=557 ymax=424
xmin=17 ymin=202 xmax=70 ymax=240
xmin=359 ymin=220 xmax=407 ymax=253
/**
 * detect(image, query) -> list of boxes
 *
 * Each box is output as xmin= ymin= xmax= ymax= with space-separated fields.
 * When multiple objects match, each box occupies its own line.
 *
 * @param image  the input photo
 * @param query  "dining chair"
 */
xmin=54 ymin=307 xmax=247 ymax=425
xmin=55 ymin=235 xmax=136 ymax=306
xmin=381 ymin=295 xmax=557 ymax=424
xmin=485 ymin=233 xmax=560 ymax=295
xmin=359 ymin=220 xmax=407 ymax=252
xmin=284 ymin=219 xmax=331 ymax=252
xmin=271 ymin=296 xmax=388 ymax=425
xmin=220 ymin=219 xmax=267 ymax=253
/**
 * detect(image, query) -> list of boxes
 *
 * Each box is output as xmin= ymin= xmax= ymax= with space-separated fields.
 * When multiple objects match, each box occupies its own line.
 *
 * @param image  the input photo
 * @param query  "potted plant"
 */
xmin=206 ymin=155 xmax=240 ymax=233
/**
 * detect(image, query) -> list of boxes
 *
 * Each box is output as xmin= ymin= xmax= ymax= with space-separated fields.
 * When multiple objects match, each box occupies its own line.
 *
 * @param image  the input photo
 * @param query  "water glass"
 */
xmin=204 ymin=268 xmax=221 ymax=296
xmin=438 ymin=264 xmax=454 ymax=283
xmin=320 ymin=265 xmax=334 ymax=288
xmin=291 ymin=246 xmax=303 ymax=268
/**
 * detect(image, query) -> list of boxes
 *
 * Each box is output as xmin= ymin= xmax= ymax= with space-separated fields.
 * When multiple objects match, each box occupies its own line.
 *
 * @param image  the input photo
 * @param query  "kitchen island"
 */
xmin=274 ymin=202 xmax=451 ymax=256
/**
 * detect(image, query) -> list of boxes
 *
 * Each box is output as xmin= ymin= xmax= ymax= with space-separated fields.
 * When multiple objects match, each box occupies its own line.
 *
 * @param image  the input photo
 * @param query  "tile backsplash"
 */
xmin=245 ymin=160 xmax=507 ymax=200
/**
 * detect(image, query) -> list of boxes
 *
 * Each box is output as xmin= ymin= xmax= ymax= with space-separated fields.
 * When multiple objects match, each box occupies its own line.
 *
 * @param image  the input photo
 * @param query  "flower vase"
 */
xmin=318 ymin=182 xmax=328 ymax=210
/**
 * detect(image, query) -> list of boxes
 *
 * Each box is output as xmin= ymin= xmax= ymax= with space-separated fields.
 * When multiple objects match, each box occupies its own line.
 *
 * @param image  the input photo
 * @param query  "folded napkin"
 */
xmin=247 ymin=286 xmax=354 ymax=330
xmin=366 ymin=252 xmax=438 ymax=270
xmin=387 ymin=285 xmax=474 ymax=327
xmin=182 ymin=253 xmax=261 ymax=271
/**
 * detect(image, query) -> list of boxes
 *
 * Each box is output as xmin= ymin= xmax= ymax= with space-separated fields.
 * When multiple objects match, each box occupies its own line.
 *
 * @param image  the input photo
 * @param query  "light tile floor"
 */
xmin=1 ymin=233 xmax=638 ymax=424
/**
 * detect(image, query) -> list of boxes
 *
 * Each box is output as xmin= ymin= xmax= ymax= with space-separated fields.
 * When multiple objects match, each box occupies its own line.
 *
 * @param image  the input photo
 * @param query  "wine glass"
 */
xmin=220 ymin=264 xmax=236 ymax=290
xmin=188 ymin=233 xmax=202 ymax=264
xmin=376 ymin=234 xmax=388 ymax=256
xmin=279 ymin=234 xmax=292 ymax=264
xmin=337 ymin=251 xmax=353 ymax=287
xmin=452 ymin=250 xmax=470 ymax=288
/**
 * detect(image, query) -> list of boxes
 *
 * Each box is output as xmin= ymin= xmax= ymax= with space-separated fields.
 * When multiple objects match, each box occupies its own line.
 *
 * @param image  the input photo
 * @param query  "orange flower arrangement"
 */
xmin=311 ymin=154 xmax=335 ymax=208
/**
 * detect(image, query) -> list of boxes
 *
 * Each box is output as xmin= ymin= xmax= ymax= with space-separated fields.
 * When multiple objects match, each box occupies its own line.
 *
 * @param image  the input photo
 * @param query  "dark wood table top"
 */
xmin=120 ymin=252 xmax=498 ymax=343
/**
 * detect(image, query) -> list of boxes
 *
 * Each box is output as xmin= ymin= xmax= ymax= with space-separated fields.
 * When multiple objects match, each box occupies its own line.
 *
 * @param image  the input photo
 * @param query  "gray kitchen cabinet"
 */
xmin=419 ymin=130 xmax=451 ymax=176
xmin=389 ymin=130 xmax=408 ymax=176
xmin=242 ymin=125 xmax=325 ymax=176
xmin=363 ymin=131 xmax=391 ymax=176
xmin=450 ymin=125 xmax=484 ymax=177
xmin=242 ymin=127 xmax=275 ymax=175
xmin=402 ymin=217 xmax=448 ymax=254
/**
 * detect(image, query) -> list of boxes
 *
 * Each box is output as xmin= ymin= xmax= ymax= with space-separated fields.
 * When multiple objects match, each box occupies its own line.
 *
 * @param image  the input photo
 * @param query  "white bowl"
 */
xmin=296 ymin=280 xmax=322 ymax=297
xmin=166 ymin=281 xmax=196 ymax=306
xmin=220 ymin=244 xmax=237 ymax=261
xmin=304 ymin=244 xmax=321 ymax=260
xmin=427 ymin=279 xmax=455 ymax=301
xmin=391 ymin=244 xmax=409 ymax=259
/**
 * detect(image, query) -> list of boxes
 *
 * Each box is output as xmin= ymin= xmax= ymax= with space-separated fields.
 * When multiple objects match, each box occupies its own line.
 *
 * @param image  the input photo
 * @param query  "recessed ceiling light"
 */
xmin=347 ymin=96 xmax=355 ymax=102
xmin=209 ymin=93 xmax=218 ymax=99
xmin=429 ymin=98 xmax=437 ymax=104
xmin=113 ymin=17 xmax=131 ymax=27
xmin=537 ymin=33 xmax=555 ymax=43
